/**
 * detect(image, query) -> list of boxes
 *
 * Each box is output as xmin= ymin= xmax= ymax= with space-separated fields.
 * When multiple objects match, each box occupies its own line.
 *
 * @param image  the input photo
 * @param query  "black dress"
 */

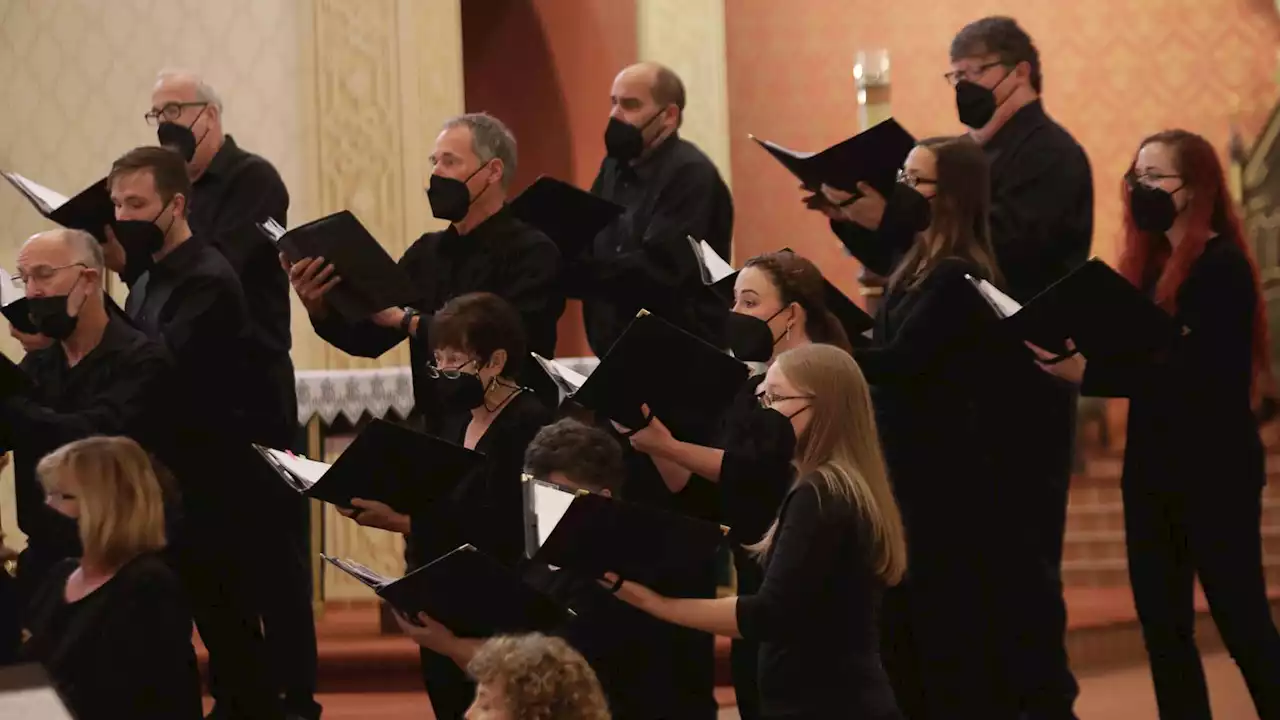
xmin=407 ymin=390 xmax=552 ymax=720
xmin=22 ymin=553 xmax=202 ymax=720
xmin=735 ymin=478 xmax=901 ymax=720
xmin=715 ymin=372 xmax=797 ymax=719
xmin=1081 ymin=236 xmax=1280 ymax=718
xmin=853 ymin=258 xmax=1020 ymax=718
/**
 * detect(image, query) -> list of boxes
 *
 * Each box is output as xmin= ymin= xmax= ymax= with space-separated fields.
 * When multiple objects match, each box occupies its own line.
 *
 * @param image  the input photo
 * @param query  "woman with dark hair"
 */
xmin=1031 ymin=129 xmax=1280 ymax=719
xmin=822 ymin=135 xmax=1025 ymax=717
xmin=339 ymin=291 xmax=553 ymax=720
xmin=620 ymin=249 xmax=848 ymax=718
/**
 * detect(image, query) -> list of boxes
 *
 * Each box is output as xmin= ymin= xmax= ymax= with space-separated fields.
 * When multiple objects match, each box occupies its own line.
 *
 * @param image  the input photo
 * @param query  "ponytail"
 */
xmin=806 ymin=309 xmax=853 ymax=355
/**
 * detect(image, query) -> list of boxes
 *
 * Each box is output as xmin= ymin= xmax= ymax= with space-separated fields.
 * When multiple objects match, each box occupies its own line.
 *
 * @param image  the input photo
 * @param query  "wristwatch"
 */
xmin=399 ymin=307 xmax=419 ymax=336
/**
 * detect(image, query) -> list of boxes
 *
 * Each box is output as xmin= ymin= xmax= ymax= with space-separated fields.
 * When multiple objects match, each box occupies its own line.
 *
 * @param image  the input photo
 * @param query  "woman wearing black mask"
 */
xmin=340 ymin=291 xmax=552 ymax=719
xmin=1030 ymin=130 xmax=1280 ymax=720
xmin=621 ymin=249 xmax=850 ymax=718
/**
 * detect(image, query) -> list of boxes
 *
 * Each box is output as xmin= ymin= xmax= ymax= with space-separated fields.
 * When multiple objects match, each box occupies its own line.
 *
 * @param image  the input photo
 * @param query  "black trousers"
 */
xmin=419 ymin=647 xmax=475 ymax=720
xmin=1124 ymin=479 xmax=1280 ymax=720
xmin=731 ymin=549 xmax=764 ymax=720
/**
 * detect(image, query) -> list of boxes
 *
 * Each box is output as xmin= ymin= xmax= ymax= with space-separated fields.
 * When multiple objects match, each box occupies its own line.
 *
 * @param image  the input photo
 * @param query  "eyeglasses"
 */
xmin=14 ymin=263 xmax=85 ymax=286
xmin=897 ymin=169 xmax=937 ymax=189
xmin=942 ymin=61 xmax=1004 ymax=87
xmin=143 ymin=102 xmax=208 ymax=126
xmin=1126 ymin=171 xmax=1181 ymax=187
xmin=757 ymin=391 xmax=813 ymax=410
xmin=425 ymin=358 xmax=478 ymax=379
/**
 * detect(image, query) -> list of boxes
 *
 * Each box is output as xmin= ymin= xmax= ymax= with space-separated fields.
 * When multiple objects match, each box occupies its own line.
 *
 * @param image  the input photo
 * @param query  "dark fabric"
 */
xmin=311 ymin=207 xmax=564 ymax=432
xmin=735 ymin=480 xmax=900 ymax=719
xmin=1083 ymin=237 xmax=1280 ymax=719
xmin=418 ymin=646 xmax=474 ymax=720
xmin=578 ymin=134 xmax=733 ymax=354
xmin=22 ymin=553 xmax=202 ymax=720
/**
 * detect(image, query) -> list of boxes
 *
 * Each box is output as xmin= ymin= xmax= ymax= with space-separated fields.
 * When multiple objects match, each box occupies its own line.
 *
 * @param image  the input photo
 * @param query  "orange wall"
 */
xmin=462 ymin=0 xmax=637 ymax=357
xmin=725 ymin=0 xmax=1280 ymax=302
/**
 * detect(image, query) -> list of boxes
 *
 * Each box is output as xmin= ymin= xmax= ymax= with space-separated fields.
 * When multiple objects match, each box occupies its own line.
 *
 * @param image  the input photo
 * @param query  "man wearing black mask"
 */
xmin=574 ymin=62 xmax=734 ymax=355
xmin=113 ymin=71 xmax=317 ymax=720
xmin=108 ymin=146 xmax=286 ymax=720
xmin=0 ymin=230 xmax=172 ymax=640
xmin=819 ymin=16 xmax=1091 ymax=720
xmin=287 ymin=112 xmax=563 ymax=434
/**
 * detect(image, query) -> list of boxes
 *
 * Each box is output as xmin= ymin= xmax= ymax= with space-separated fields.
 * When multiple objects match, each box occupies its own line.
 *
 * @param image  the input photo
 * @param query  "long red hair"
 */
xmin=1118 ymin=129 xmax=1270 ymax=396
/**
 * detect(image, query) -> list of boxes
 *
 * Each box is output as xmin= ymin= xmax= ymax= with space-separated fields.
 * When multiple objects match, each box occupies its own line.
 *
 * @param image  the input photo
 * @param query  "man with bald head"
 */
xmin=0 ymin=229 xmax=171 ymax=629
xmin=574 ymin=61 xmax=733 ymax=357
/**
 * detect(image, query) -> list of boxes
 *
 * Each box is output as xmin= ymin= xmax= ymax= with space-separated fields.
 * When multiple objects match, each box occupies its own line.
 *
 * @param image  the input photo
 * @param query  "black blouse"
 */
xmin=23 ymin=553 xmax=202 ymax=720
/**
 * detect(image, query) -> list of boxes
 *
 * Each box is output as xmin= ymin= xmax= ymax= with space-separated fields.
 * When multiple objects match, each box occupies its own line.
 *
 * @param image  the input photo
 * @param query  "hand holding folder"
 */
xmin=262 ymin=211 xmax=421 ymax=321
xmin=522 ymin=475 xmax=728 ymax=588
xmin=324 ymin=545 xmax=571 ymax=638
xmin=254 ymin=418 xmax=484 ymax=512
xmin=1 ymin=172 xmax=115 ymax=244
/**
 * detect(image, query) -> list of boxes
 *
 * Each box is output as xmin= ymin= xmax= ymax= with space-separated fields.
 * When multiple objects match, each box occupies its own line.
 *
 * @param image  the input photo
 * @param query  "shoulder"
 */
xmin=510 ymin=391 xmax=554 ymax=431
xmin=503 ymin=219 xmax=561 ymax=261
xmin=918 ymin=257 xmax=980 ymax=293
xmin=117 ymin=553 xmax=184 ymax=598
xmin=666 ymin=140 xmax=727 ymax=185
xmin=1190 ymin=236 xmax=1257 ymax=294
xmin=224 ymin=140 xmax=286 ymax=188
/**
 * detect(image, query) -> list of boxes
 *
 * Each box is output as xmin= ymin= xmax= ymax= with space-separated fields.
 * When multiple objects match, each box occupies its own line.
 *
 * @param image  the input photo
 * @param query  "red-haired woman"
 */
xmin=1031 ymin=129 xmax=1280 ymax=718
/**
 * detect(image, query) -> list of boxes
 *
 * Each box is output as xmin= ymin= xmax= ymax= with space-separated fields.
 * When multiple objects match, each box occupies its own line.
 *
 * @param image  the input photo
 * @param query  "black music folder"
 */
xmin=0 ymin=351 xmax=32 ymax=401
xmin=570 ymin=310 xmax=748 ymax=439
xmin=0 ymin=663 xmax=74 ymax=719
xmin=750 ymin=118 xmax=916 ymax=197
xmin=508 ymin=176 xmax=624 ymax=262
xmin=258 ymin=211 xmax=420 ymax=321
xmin=2 ymin=171 xmax=114 ymax=244
xmin=522 ymin=475 xmax=728 ymax=587
xmin=254 ymin=418 xmax=484 ymax=512
xmin=708 ymin=248 xmax=875 ymax=340
xmin=967 ymin=258 xmax=1184 ymax=360
xmin=324 ymin=545 xmax=570 ymax=637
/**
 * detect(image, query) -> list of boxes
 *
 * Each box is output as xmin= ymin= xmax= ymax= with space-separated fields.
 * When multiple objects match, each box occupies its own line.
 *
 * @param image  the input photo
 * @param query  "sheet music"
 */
xmin=1 ymin=172 xmax=68 ymax=215
xmin=530 ymin=353 xmax=586 ymax=396
xmin=0 ymin=268 xmax=23 ymax=307
xmin=257 ymin=217 xmax=287 ymax=244
xmin=322 ymin=555 xmax=392 ymax=588
xmin=0 ymin=687 xmax=75 ymax=719
xmin=262 ymin=447 xmax=329 ymax=490
xmin=697 ymin=238 xmax=734 ymax=284
xmin=529 ymin=481 xmax=577 ymax=549
xmin=965 ymin=274 xmax=1022 ymax=319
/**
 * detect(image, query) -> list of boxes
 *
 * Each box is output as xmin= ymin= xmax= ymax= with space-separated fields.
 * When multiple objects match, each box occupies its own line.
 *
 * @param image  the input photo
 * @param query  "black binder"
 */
xmin=570 ymin=310 xmax=748 ymax=440
xmin=259 ymin=211 xmax=420 ymax=321
xmin=2 ymin=171 xmax=115 ymax=244
xmin=324 ymin=545 xmax=571 ymax=638
xmin=254 ymin=418 xmax=484 ymax=512
xmin=522 ymin=475 xmax=728 ymax=588
xmin=750 ymin=118 xmax=916 ymax=197
xmin=508 ymin=176 xmax=625 ymax=262
xmin=0 ymin=352 xmax=31 ymax=401
xmin=968 ymin=258 xmax=1185 ymax=360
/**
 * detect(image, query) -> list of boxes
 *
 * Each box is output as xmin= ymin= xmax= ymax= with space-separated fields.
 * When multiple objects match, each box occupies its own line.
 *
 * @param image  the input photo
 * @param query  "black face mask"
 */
xmin=27 ymin=274 xmax=87 ymax=341
xmin=892 ymin=184 xmax=934 ymax=234
xmin=955 ymin=79 xmax=998 ymax=130
xmin=427 ymin=164 xmax=490 ymax=223
xmin=111 ymin=199 xmax=175 ymax=271
xmin=604 ymin=109 xmax=665 ymax=162
xmin=156 ymin=105 xmax=210 ymax=163
xmin=726 ymin=308 xmax=788 ymax=363
xmin=752 ymin=404 xmax=800 ymax=451
xmin=435 ymin=371 xmax=489 ymax=413
xmin=1129 ymin=183 xmax=1180 ymax=234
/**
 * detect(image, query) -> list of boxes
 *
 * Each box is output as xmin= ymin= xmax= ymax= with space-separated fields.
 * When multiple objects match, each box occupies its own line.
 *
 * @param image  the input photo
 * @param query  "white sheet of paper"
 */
xmin=698 ymin=239 xmax=735 ymax=284
xmin=966 ymin=274 xmax=1022 ymax=319
xmin=264 ymin=448 xmax=330 ymax=490
xmin=0 ymin=687 xmax=75 ymax=719
xmin=326 ymin=556 xmax=392 ymax=587
xmin=258 ymin=217 xmax=287 ymax=244
xmin=530 ymin=353 xmax=587 ymax=395
xmin=531 ymin=481 xmax=577 ymax=548
xmin=0 ymin=268 xmax=24 ymax=307
xmin=2 ymin=172 xmax=69 ymax=215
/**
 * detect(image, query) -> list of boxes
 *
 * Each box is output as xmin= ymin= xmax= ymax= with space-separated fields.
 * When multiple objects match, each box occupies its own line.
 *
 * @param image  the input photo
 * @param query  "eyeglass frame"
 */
xmin=13 ymin=262 xmax=86 ymax=286
xmin=425 ymin=358 xmax=480 ymax=380
xmin=897 ymin=168 xmax=938 ymax=190
xmin=143 ymin=102 xmax=209 ymax=126
xmin=756 ymin=390 xmax=813 ymax=410
xmin=942 ymin=61 xmax=1006 ymax=87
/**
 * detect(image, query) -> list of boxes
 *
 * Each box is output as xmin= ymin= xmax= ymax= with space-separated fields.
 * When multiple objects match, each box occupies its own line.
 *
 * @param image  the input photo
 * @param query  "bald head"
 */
xmin=22 ymin=230 xmax=104 ymax=273
xmin=616 ymin=63 xmax=685 ymax=123
xmin=153 ymin=70 xmax=223 ymax=112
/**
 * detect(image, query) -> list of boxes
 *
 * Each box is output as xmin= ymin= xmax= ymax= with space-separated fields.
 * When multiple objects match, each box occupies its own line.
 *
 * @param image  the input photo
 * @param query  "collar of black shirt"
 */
xmin=617 ymin=131 xmax=682 ymax=183
xmin=198 ymin=134 xmax=245 ymax=183
xmin=150 ymin=234 xmax=211 ymax=279
xmin=438 ymin=204 xmax=517 ymax=254
xmin=45 ymin=311 xmax=139 ymax=374
xmin=984 ymin=99 xmax=1047 ymax=154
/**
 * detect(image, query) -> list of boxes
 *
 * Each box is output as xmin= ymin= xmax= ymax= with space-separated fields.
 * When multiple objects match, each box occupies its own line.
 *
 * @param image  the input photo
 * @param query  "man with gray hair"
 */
xmin=0 ymin=229 xmax=173 ymax=656
xmin=287 ymin=112 xmax=564 ymax=437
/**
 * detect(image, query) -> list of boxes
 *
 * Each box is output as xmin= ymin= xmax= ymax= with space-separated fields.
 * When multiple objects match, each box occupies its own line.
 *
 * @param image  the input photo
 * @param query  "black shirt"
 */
xmin=735 ymin=479 xmax=901 ymax=719
xmin=0 ymin=315 xmax=171 ymax=562
xmin=716 ymin=373 xmax=796 ymax=557
xmin=579 ymin=134 xmax=734 ymax=354
xmin=312 ymin=208 xmax=563 ymax=431
xmin=408 ymin=390 xmax=552 ymax=568
xmin=23 ymin=553 xmax=202 ymax=720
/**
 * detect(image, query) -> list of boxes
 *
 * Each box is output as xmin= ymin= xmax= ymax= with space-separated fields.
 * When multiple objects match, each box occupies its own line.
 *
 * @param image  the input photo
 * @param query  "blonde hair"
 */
xmin=467 ymin=633 xmax=611 ymax=720
xmin=37 ymin=436 xmax=168 ymax=568
xmin=749 ymin=344 xmax=907 ymax=586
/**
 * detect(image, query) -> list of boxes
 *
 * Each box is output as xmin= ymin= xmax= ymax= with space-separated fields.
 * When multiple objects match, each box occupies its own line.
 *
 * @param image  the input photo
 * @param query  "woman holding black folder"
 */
xmin=605 ymin=343 xmax=907 ymax=720
xmin=1030 ymin=130 xmax=1280 ymax=719
xmin=340 ymin=292 xmax=552 ymax=720
xmin=620 ymin=249 xmax=849 ymax=718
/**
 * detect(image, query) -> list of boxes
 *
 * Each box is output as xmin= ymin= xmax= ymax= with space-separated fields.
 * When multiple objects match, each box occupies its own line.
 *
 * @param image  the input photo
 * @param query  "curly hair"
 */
xmin=523 ymin=418 xmax=624 ymax=495
xmin=467 ymin=633 xmax=611 ymax=720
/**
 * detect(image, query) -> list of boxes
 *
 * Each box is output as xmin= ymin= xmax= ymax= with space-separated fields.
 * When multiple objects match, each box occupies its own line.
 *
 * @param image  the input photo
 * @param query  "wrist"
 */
xmin=399 ymin=307 xmax=419 ymax=336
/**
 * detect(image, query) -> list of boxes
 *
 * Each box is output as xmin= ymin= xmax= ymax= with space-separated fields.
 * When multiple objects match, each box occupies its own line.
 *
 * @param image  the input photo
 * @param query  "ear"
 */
xmin=486 ymin=158 xmax=504 ymax=188
xmin=787 ymin=302 xmax=804 ymax=330
xmin=487 ymin=348 xmax=508 ymax=376
xmin=171 ymin=192 xmax=187 ymax=218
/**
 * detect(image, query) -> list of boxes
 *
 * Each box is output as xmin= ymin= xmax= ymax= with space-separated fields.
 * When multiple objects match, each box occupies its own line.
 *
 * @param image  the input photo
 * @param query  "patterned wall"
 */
xmin=725 ymin=0 xmax=1280 ymax=298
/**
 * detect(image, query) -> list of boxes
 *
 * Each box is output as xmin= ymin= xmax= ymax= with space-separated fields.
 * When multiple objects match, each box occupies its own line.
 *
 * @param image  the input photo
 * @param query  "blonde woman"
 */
xmin=22 ymin=436 xmax=201 ymax=720
xmin=606 ymin=343 xmax=906 ymax=720
xmin=465 ymin=633 xmax=611 ymax=720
